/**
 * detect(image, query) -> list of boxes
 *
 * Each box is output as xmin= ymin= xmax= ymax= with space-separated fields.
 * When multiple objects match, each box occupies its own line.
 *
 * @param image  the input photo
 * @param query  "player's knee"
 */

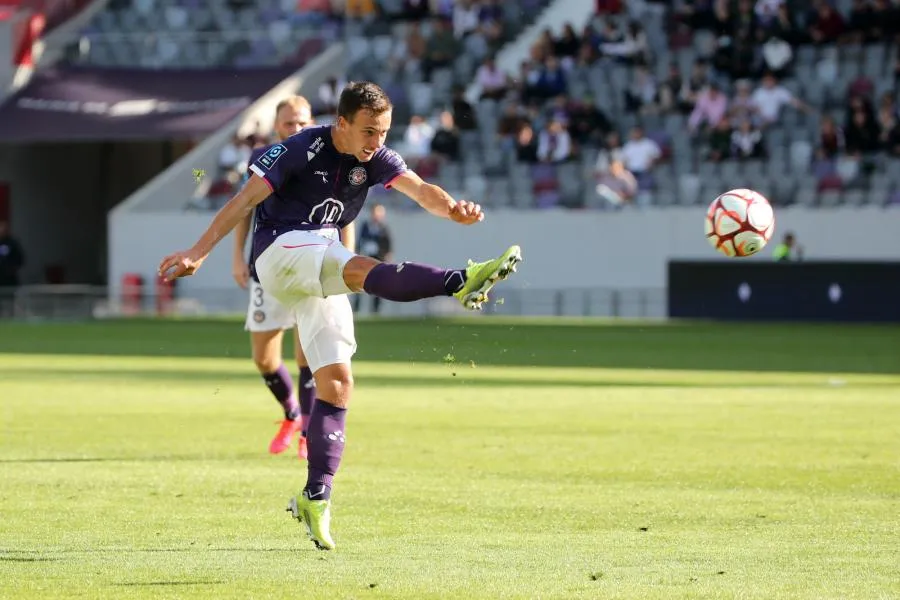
xmin=313 ymin=364 xmax=354 ymax=407
xmin=341 ymin=255 xmax=380 ymax=292
xmin=251 ymin=332 xmax=282 ymax=374
xmin=253 ymin=354 xmax=281 ymax=374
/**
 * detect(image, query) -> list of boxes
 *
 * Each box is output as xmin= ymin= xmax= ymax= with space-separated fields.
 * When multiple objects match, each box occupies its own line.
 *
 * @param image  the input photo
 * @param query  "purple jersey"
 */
xmin=246 ymin=125 xmax=408 ymax=273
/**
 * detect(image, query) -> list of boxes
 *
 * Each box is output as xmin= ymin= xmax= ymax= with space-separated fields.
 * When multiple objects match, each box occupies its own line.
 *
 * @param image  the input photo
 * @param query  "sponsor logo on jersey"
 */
xmin=253 ymin=309 xmax=266 ymax=323
xmin=307 ymin=137 xmax=324 ymax=161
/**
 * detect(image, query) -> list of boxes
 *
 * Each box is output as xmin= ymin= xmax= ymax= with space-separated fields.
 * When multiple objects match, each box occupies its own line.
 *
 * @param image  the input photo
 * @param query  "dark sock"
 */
xmin=262 ymin=364 xmax=299 ymax=420
xmin=298 ymin=366 xmax=315 ymax=437
xmin=362 ymin=262 xmax=466 ymax=302
xmin=304 ymin=400 xmax=347 ymax=501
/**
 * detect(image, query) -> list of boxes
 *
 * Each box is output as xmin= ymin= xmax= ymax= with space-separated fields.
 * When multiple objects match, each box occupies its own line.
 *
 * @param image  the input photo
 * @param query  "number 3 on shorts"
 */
xmin=253 ymin=284 xmax=264 ymax=307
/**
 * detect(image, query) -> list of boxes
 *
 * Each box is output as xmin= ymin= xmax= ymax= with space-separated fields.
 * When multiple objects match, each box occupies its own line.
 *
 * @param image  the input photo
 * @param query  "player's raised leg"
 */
xmin=250 ymin=329 xmax=301 ymax=454
xmin=341 ymin=244 xmax=522 ymax=310
xmin=293 ymin=326 xmax=315 ymax=460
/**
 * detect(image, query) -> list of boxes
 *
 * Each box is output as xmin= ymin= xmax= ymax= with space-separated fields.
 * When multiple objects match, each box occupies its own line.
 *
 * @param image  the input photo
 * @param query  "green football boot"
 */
xmin=287 ymin=491 xmax=335 ymax=551
xmin=453 ymin=245 xmax=523 ymax=310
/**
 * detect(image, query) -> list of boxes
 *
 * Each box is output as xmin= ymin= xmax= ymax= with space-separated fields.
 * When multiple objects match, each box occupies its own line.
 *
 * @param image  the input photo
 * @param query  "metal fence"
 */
xmin=0 ymin=285 xmax=667 ymax=321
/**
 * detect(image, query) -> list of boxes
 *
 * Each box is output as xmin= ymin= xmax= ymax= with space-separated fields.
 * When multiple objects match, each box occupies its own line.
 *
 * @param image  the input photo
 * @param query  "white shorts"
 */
xmin=254 ymin=228 xmax=357 ymax=373
xmin=244 ymin=280 xmax=296 ymax=333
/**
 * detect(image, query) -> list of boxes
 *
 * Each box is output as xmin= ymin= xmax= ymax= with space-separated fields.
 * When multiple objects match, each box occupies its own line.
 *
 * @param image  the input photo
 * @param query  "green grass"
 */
xmin=1 ymin=318 xmax=899 ymax=599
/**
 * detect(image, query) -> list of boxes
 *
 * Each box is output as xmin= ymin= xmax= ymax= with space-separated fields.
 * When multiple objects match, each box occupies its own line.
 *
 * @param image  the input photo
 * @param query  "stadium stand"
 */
xmin=197 ymin=0 xmax=900 ymax=211
xmin=60 ymin=0 xmax=341 ymax=69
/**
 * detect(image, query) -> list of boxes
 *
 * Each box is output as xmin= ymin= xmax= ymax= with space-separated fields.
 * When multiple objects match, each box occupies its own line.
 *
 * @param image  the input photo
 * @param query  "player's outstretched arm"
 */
xmin=390 ymin=171 xmax=484 ymax=225
xmin=159 ymin=175 xmax=271 ymax=281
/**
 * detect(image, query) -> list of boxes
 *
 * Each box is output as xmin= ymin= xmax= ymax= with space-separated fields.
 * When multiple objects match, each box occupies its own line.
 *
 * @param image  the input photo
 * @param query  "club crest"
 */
xmin=348 ymin=166 xmax=367 ymax=186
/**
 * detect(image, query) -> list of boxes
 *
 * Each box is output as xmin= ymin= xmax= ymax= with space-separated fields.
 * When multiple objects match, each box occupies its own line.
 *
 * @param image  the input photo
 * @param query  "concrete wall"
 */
xmin=108 ymin=206 xmax=900 ymax=313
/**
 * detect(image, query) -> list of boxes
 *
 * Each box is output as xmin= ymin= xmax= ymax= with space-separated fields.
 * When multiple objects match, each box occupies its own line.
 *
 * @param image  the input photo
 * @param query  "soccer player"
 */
xmin=159 ymin=81 xmax=521 ymax=551
xmin=233 ymin=96 xmax=356 ymax=460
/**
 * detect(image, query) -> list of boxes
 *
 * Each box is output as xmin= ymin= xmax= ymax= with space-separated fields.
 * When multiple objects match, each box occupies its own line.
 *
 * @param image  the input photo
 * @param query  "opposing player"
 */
xmin=232 ymin=96 xmax=355 ymax=459
xmin=159 ymin=81 xmax=522 ymax=551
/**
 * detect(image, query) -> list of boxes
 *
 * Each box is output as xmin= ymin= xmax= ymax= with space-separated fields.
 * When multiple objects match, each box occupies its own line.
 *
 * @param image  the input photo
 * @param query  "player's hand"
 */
xmin=449 ymin=200 xmax=484 ymax=225
xmin=232 ymin=257 xmax=250 ymax=289
xmin=158 ymin=248 xmax=206 ymax=282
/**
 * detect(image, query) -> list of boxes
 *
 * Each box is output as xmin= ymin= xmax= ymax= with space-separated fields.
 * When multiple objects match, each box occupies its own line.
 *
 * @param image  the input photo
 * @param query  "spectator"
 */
xmin=451 ymin=87 xmax=478 ymax=131
xmin=657 ymin=62 xmax=686 ymax=114
xmin=476 ymin=56 xmax=508 ymax=100
xmin=515 ymin=124 xmax=539 ymax=163
xmin=817 ymin=115 xmax=845 ymax=159
xmin=870 ymin=0 xmax=900 ymax=44
xmin=478 ymin=0 xmax=504 ymax=27
xmin=728 ymin=79 xmax=759 ymax=124
xmin=553 ymin=23 xmax=581 ymax=61
xmin=766 ymin=3 xmax=801 ymax=45
xmin=680 ymin=60 xmax=711 ymax=115
xmin=593 ymin=131 xmax=624 ymax=176
xmin=750 ymin=72 xmax=809 ymax=127
xmin=401 ymin=0 xmax=430 ymax=21
xmin=731 ymin=118 xmax=766 ymax=159
xmin=317 ymin=76 xmax=345 ymax=116
xmin=355 ymin=204 xmax=393 ymax=314
xmin=844 ymin=106 xmax=880 ymax=154
xmin=707 ymin=117 xmax=733 ymax=162
xmin=599 ymin=21 xmax=649 ymax=65
xmin=809 ymin=2 xmax=846 ymax=45
xmin=688 ymin=82 xmax=729 ymax=134
xmin=218 ymin=134 xmax=251 ymax=174
xmin=390 ymin=23 xmax=427 ymax=79
xmin=620 ymin=126 xmax=661 ymax=184
xmin=760 ymin=33 xmax=793 ymax=78
xmin=424 ymin=18 xmax=459 ymax=81
xmin=403 ymin=115 xmax=436 ymax=161
xmin=568 ymin=95 xmax=612 ymax=148
xmin=845 ymin=0 xmax=874 ymax=44
xmin=497 ymin=103 xmax=526 ymax=146
xmin=537 ymin=119 xmax=573 ymax=163
xmin=0 ymin=220 xmax=25 ymax=289
xmin=594 ymin=160 xmax=638 ymax=208
xmin=453 ymin=0 xmax=480 ymax=38
xmin=624 ymin=65 xmax=658 ymax=114
xmin=535 ymin=55 xmax=567 ymax=99
xmin=772 ymin=231 xmax=802 ymax=262
xmin=345 ymin=0 xmax=377 ymax=21
xmin=430 ymin=110 xmax=461 ymax=161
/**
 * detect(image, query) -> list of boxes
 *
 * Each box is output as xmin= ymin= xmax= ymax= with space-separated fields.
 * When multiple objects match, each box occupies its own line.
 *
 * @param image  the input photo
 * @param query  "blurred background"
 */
xmin=0 ymin=0 xmax=898 ymax=322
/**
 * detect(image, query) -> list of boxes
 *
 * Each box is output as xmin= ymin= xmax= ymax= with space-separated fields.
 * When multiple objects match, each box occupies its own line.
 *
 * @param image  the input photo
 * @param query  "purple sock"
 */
xmin=362 ymin=262 xmax=466 ymax=302
xmin=304 ymin=400 xmax=347 ymax=501
xmin=298 ymin=366 xmax=316 ymax=437
xmin=262 ymin=364 xmax=299 ymax=420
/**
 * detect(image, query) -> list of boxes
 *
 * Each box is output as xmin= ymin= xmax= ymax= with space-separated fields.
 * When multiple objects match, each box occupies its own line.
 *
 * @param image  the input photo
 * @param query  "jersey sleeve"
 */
xmin=247 ymin=133 xmax=309 ymax=191
xmin=371 ymin=147 xmax=409 ymax=189
xmin=243 ymin=147 xmax=265 ymax=184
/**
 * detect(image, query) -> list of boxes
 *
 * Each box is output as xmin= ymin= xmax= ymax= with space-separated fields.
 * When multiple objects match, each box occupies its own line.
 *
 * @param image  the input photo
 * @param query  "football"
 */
xmin=704 ymin=189 xmax=775 ymax=257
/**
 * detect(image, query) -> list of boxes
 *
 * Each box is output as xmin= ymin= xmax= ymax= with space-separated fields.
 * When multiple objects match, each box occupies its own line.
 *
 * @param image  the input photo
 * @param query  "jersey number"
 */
xmin=309 ymin=198 xmax=345 ymax=225
xmin=253 ymin=285 xmax=264 ymax=307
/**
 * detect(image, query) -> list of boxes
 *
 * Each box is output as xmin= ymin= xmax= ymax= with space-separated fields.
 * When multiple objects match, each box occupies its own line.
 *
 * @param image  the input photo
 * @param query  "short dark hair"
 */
xmin=337 ymin=81 xmax=393 ymax=122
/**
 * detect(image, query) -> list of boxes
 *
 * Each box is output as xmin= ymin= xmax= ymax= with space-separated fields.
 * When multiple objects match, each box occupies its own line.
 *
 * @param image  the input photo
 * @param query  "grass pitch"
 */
xmin=1 ymin=318 xmax=898 ymax=599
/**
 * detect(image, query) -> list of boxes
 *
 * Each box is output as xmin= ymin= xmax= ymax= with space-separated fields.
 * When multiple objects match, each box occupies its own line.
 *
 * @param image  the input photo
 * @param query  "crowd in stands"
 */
xmin=191 ymin=0 xmax=900 ymax=210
